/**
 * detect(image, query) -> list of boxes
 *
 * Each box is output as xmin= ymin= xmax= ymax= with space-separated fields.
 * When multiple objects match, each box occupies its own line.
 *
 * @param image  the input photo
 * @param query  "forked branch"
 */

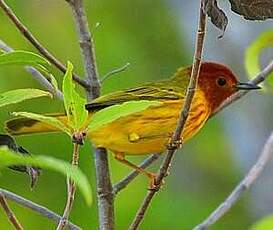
xmin=0 ymin=39 xmax=64 ymax=100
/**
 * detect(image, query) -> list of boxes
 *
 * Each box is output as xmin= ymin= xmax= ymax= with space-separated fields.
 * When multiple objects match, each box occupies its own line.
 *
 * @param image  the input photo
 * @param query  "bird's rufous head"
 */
xmin=197 ymin=62 xmax=260 ymax=113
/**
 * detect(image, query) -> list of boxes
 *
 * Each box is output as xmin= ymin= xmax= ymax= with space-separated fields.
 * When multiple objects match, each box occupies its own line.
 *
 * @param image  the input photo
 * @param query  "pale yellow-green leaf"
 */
xmin=12 ymin=112 xmax=71 ymax=136
xmin=62 ymin=61 xmax=88 ymax=130
xmin=0 ymin=89 xmax=52 ymax=108
xmin=0 ymin=50 xmax=51 ymax=73
xmin=0 ymin=146 xmax=92 ymax=205
xmin=245 ymin=29 xmax=273 ymax=89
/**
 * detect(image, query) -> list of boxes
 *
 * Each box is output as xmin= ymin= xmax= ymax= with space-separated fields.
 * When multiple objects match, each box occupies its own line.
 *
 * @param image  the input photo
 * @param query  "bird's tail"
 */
xmin=5 ymin=113 xmax=67 ymax=136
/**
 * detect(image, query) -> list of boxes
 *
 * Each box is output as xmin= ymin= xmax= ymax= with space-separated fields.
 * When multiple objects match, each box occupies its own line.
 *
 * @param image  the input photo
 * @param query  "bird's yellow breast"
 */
xmin=88 ymin=90 xmax=211 ymax=155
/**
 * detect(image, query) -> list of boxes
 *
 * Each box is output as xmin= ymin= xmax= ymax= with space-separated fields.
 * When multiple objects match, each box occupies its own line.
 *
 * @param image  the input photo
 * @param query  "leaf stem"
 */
xmin=57 ymin=143 xmax=80 ymax=230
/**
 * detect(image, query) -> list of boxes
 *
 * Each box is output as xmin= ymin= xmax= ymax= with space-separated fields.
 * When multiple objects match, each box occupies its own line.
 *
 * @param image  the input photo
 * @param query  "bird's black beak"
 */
xmin=235 ymin=82 xmax=261 ymax=90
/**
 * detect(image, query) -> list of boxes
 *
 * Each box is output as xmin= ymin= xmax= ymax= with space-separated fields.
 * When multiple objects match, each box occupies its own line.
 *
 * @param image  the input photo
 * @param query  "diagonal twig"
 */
xmin=0 ymin=189 xmax=80 ymax=230
xmin=65 ymin=0 xmax=114 ymax=229
xmin=113 ymin=153 xmax=161 ymax=194
xmin=0 ymin=0 xmax=87 ymax=88
xmin=0 ymin=39 xmax=64 ymax=100
xmin=193 ymin=132 xmax=273 ymax=230
xmin=0 ymin=192 xmax=23 ymax=230
xmin=129 ymin=1 xmax=207 ymax=229
xmin=101 ymin=62 xmax=130 ymax=82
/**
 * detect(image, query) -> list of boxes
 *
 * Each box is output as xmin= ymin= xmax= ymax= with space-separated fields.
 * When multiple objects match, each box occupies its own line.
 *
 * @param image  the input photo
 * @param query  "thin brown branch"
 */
xmin=0 ymin=189 xmax=80 ymax=230
xmin=0 ymin=39 xmax=64 ymax=100
xmin=113 ymin=154 xmax=161 ymax=194
xmin=65 ymin=1 xmax=114 ymax=229
xmin=129 ymin=1 xmax=207 ymax=229
xmin=0 ymin=193 xmax=23 ymax=230
xmin=193 ymin=132 xmax=273 ymax=230
xmin=212 ymin=59 xmax=273 ymax=116
xmin=94 ymin=148 xmax=115 ymax=229
xmin=101 ymin=62 xmax=130 ymax=82
xmin=65 ymin=0 xmax=100 ymax=100
xmin=0 ymin=0 xmax=87 ymax=88
xmin=57 ymin=143 xmax=80 ymax=230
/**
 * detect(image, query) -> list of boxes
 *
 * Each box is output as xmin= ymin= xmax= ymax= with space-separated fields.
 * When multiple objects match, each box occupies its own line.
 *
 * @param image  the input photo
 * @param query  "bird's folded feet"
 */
xmin=167 ymin=133 xmax=183 ymax=150
xmin=147 ymin=172 xmax=165 ymax=191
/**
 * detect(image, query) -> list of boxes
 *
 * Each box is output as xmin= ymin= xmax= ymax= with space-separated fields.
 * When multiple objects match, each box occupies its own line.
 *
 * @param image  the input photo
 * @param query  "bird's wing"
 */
xmin=86 ymin=83 xmax=185 ymax=111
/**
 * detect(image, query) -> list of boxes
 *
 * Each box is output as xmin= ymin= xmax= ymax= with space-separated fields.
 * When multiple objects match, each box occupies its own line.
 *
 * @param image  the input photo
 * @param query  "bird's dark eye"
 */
xmin=217 ymin=77 xmax=227 ymax=86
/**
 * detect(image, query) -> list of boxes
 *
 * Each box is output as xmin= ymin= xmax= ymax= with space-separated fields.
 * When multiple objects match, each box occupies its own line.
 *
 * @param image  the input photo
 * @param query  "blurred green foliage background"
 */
xmin=0 ymin=0 xmax=272 ymax=229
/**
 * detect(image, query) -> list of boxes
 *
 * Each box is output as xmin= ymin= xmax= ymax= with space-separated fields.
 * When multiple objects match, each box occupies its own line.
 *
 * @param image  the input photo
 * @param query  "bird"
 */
xmin=4 ymin=62 xmax=260 ymax=188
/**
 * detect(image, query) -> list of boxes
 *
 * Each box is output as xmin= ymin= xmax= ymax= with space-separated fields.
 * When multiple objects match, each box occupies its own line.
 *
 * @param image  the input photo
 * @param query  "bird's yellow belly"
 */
xmin=88 ymin=99 xmax=210 ymax=155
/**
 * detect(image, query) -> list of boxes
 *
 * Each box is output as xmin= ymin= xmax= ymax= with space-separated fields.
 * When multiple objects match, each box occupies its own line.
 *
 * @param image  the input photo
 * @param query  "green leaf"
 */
xmin=88 ymin=100 xmax=162 ymax=131
xmin=250 ymin=214 xmax=273 ymax=230
xmin=0 ymin=50 xmax=51 ymax=73
xmin=12 ymin=112 xmax=71 ymax=135
xmin=0 ymin=89 xmax=52 ymax=108
xmin=0 ymin=50 xmax=58 ymax=91
xmin=245 ymin=29 xmax=273 ymax=88
xmin=0 ymin=146 xmax=92 ymax=205
xmin=62 ymin=61 xmax=88 ymax=130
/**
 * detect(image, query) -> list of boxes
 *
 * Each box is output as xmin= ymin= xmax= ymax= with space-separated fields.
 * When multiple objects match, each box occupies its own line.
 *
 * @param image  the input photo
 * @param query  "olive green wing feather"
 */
xmin=85 ymin=82 xmax=186 ymax=111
